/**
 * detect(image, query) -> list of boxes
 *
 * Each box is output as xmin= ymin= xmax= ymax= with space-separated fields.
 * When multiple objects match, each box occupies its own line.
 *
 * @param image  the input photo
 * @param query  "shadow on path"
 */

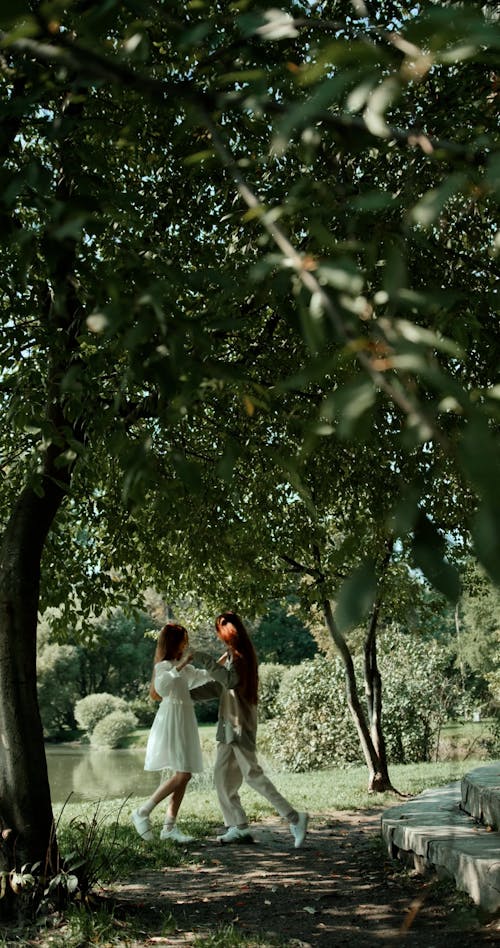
xmin=105 ymin=810 xmax=500 ymax=947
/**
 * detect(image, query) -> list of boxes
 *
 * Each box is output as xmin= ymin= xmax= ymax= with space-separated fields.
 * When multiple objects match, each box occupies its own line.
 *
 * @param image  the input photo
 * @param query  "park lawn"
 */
xmin=53 ymin=756 xmax=487 ymax=880
xmin=441 ymin=718 xmax=496 ymax=743
xmin=440 ymin=718 xmax=496 ymax=739
xmin=65 ymin=720 xmax=495 ymax=899
xmin=124 ymin=718 xmax=498 ymax=763
xmin=124 ymin=722 xmax=218 ymax=749
xmin=13 ymin=756 xmax=491 ymax=948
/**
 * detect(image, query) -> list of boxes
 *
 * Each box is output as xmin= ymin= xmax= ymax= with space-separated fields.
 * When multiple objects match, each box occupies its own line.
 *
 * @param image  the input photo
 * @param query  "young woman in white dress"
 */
xmin=131 ymin=622 xmax=213 ymax=844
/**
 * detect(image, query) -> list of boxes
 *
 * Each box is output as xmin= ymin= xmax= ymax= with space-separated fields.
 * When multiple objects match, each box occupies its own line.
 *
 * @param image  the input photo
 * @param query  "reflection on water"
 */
xmin=45 ymin=745 xmax=161 ymax=803
xmin=46 ymin=741 xmax=278 ymax=805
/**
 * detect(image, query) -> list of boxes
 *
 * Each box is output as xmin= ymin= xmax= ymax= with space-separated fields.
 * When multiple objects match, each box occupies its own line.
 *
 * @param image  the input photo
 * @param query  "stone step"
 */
xmin=461 ymin=763 xmax=500 ymax=831
xmin=380 ymin=763 xmax=500 ymax=914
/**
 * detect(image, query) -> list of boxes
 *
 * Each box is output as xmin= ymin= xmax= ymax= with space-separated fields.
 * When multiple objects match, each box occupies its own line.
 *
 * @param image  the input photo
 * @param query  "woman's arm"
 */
xmin=153 ymin=662 xmax=182 ymax=698
xmin=184 ymin=664 xmax=215 ymax=690
xmin=191 ymin=650 xmax=240 ymax=689
xmin=190 ymin=680 xmax=223 ymax=702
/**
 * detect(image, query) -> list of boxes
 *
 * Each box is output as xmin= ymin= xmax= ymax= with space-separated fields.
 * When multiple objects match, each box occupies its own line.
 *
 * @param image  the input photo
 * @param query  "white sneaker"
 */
xmin=290 ymin=812 xmax=309 ymax=848
xmin=131 ymin=808 xmax=153 ymax=841
xmin=160 ymin=826 xmax=195 ymax=844
xmin=217 ymin=826 xmax=254 ymax=844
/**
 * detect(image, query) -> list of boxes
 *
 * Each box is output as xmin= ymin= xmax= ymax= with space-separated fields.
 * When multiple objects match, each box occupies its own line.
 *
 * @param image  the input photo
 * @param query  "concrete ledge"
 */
xmin=462 ymin=763 xmax=500 ymax=831
xmin=381 ymin=778 xmax=500 ymax=914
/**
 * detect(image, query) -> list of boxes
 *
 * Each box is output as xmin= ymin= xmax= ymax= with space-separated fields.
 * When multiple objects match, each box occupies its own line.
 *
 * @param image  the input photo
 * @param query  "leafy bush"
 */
xmin=194 ymin=697 xmax=219 ymax=724
xmin=269 ymin=656 xmax=361 ymax=771
xmin=258 ymin=663 xmax=286 ymax=721
xmin=484 ymin=715 xmax=500 ymax=757
xmin=90 ymin=710 xmax=138 ymax=749
xmin=252 ymin=599 xmax=317 ymax=664
xmin=38 ymin=641 xmax=81 ymax=739
xmin=129 ymin=695 xmax=156 ymax=728
xmin=74 ymin=694 xmax=128 ymax=736
xmin=269 ymin=631 xmax=471 ymax=771
xmin=377 ymin=630 xmax=465 ymax=764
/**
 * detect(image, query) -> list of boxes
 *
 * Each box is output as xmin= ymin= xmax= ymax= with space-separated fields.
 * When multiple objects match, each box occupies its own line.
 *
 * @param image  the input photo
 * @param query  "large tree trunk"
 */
xmin=0 ymin=478 xmax=67 ymax=878
xmin=0 ymin=90 xmax=84 ymax=904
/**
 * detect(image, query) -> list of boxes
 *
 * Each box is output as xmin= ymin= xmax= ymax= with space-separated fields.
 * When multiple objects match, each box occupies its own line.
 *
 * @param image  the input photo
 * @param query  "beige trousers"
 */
xmin=214 ymin=741 xmax=297 ymax=828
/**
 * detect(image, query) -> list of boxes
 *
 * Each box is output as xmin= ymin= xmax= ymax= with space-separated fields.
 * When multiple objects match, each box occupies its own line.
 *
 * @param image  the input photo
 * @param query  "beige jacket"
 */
xmin=192 ymin=651 xmax=258 ymax=752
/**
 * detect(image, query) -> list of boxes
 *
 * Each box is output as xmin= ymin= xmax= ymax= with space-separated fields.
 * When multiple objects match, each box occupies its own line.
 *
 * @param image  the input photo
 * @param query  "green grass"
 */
xmin=52 ymin=756 xmax=487 ymax=873
xmin=20 ymin=912 xmax=287 ymax=948
xmin=192 ymin=925 xmax=285 ymax=947
xmin=124 ymin=721 xmax=218 ymax=750
xmin=4 ymin=756 xmax=494 ymax=948
xmin=440 ymin=718 xmax=496 ymax=739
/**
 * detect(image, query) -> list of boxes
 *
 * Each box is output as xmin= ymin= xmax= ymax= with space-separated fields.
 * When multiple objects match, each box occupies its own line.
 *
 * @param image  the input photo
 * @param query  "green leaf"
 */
xmin=0 ymin=2 xmax=31 ymax=28
xmin=409 ymin=174 xmax=468 ymax=227
xmin=217 ymin=439 xmax=240 ymax=483
xmin=323 ymin=379 xmax=375 ymax=438
xmin=412 ymin=513 xmax=460 ymax=602
xmin=183 ymin=150 xmax=216 ymax=166
xmin=389 ymin=487 xmax=421 ymax=536
xmin=349 ymin=190 xmax=399 ymax=213
xmin=459 ymin=417 xmax=500 ymax=507
xmin=395 ymin=320 xmax=463 ymax=359
xmin=316 ymin=260 xmax=364 ymax=296
xmin=299 ymin=41 xmax=389 ymax=85
xmin=172 ymin=455 xmax=203 ymax=491
xmin=270 ymin=451 xmax=317 ymax=518
xmin=52 ymin=216 xmax=89 ymax=241
xmin=485 ymin=152 xmax=500 ymax=196
xmin=471 ymin=503 xmax=500 ymax=587
xmin=178 ymin=23 xmax=211 ymax=49
xmin=272 ymin=73 xmax=360 ymax=153
xmin=334 ymin=561 xmax=377 ymax=634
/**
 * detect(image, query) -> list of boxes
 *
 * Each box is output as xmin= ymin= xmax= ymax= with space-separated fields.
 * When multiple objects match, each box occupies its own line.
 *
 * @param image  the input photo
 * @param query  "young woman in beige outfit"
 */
xmin=194 ymin=611 xmax=308 ymax=846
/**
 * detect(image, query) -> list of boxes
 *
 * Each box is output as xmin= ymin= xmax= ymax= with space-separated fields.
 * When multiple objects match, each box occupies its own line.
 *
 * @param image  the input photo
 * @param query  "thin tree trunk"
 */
xmin=364 ymin=598 xmax=391 ymax=790
xmin=322 ymin=598 xmax=391 ymax=790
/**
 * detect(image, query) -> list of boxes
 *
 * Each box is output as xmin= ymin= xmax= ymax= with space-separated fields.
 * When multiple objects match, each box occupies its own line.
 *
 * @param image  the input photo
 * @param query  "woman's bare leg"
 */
xmin=136 ymin=771 xmax=191 ymax=815
xmin=132 ymin=772 xmax=193 ymax=841
xmin=150 ymin=771 xmax=189 ymax=808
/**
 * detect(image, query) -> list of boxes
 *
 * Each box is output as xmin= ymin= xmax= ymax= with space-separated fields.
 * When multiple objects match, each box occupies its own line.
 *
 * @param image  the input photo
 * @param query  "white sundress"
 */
xmin=144 ymin=660 xmax=212 ymax=773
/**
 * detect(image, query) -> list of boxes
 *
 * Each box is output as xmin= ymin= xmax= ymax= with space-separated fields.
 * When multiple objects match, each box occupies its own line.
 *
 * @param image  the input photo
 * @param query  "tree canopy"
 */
xmin=1 ymin=1 xmax=499 ymax=611
xmin=0 ymin=0 xmax=499 ymax=881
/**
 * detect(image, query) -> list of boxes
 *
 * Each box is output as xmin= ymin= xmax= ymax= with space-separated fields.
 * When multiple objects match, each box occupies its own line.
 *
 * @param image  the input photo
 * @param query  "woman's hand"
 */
xmin=176 ymin=652 xmax=193 ymax=671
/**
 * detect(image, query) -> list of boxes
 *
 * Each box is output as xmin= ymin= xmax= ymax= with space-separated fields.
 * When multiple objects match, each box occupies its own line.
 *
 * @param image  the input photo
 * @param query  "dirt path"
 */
xmin=104 ymin=810 xmax=500 ymax=947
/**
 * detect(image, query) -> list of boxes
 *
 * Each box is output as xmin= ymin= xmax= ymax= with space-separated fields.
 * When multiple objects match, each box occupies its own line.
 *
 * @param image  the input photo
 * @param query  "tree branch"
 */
xmin=280 ymin=553 xmax=323 ymax=581
xmin=3 ymin=30 xmax=487 ymax=167
xmin=201 ymin=109 xmax=451 ymax=452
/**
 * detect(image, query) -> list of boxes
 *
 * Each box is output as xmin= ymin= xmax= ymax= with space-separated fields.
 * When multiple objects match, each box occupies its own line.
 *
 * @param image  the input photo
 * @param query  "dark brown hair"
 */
xmin=149 ymin=623 xmax=187 ymax=700
xmin=215 ymin=611 xmax=258 ymax=705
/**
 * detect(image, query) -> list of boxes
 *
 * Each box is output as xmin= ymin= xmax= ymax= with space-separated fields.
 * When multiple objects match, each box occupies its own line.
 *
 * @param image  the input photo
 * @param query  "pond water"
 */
xmin=45 ymin=744 xmax=162 ymax=804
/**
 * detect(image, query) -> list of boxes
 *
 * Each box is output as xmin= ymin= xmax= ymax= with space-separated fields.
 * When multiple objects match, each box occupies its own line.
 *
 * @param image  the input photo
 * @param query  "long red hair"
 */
xmin=215 ymin=612 xmax=258 ymax=705
xmin=150 ymin=623 xmax=187 ymax=701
